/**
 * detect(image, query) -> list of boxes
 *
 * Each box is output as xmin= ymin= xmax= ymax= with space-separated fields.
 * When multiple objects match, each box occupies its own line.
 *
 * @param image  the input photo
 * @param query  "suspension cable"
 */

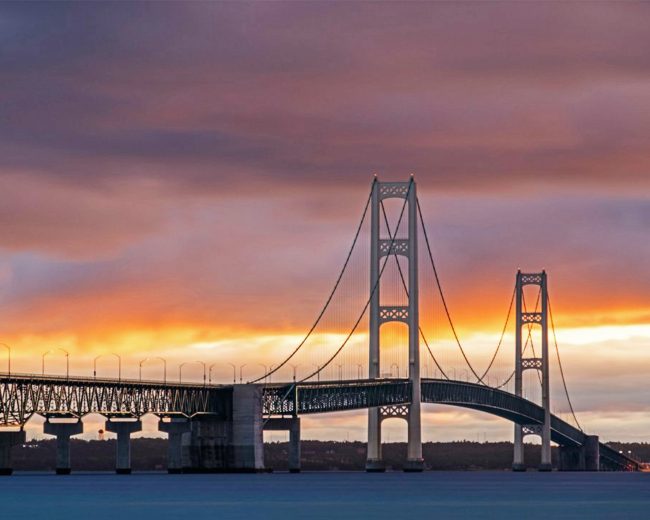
xmin=548 ymin=293 xmax=583 ymax=431
xmin=417 ymin=198 xmax=492 ymax=384
xmin=296 ymin=180 xmax=413 ymax=383
xmin=478 ymin=284 xmax=516 ymax=382
xmin=249 ymin=179 xmax=376 ymax=383
xmin=378 ymin=202 xmax=448 ymax=379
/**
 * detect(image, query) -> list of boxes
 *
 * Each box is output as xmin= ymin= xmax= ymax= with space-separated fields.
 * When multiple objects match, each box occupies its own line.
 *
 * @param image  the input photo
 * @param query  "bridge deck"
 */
xmin=0 ymin=373 xmax=638 ymax=470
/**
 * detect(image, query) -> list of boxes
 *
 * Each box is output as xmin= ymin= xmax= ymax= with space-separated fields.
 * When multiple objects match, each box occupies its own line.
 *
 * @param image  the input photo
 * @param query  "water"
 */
xmin=2 ymin=472 xmax=649 ymax=519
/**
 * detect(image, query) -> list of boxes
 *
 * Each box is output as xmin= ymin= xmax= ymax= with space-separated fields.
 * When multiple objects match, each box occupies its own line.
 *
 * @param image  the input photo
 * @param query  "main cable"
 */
xmin=548 ymin=293 xmax=583 ymax=431
xmin=417 ymin=198 xmax=511 ymax=385
xmin=297 ymin=179 xmax=413 ymax=383
xmin=249 ymin=179 xmax=376 ymax=383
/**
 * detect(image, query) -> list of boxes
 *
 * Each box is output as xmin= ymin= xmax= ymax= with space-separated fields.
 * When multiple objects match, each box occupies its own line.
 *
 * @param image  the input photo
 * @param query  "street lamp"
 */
xmin=336 ymin=364 xmax=343 ymax=381
xmin=208 ymin=363 xmax=218 ymax=384
xmin=311 ymin=364 xmax=321 ymax=382
xmin=139 ymin=358 xmax=148 ymax=381
xmin=58 ymin=348 xmax=69 ymax=379
xmin=391 ymin=363 xmax=399 ymax=378
xmin=178 ymin=361 xmax=205 ymax=384
xmin=0 ymin=343 xmax=10 ymax=376
xmin=227 ymin=363 xmax=236 ymax=384
xmin=179 ymin=362 xmax=188 ymax=383
xmin=42 ymin=350 xmax=51 ymax=375
xmin=94 ymin=353 xmax=121 ymax=381
xmin=289 ymin=363 xmax=299 ymax=382
xmin=196 ymin=361 xmax=207 ymax=386
xmin=356 ymin=364 xmax=363 ymax=380
xmin=256 ymin=363 xmax=268 ymax=384
xmin=239 ymin=364 xmax=248 ymax=384
xmin=140 ymin=356 xmax=166 ymax=383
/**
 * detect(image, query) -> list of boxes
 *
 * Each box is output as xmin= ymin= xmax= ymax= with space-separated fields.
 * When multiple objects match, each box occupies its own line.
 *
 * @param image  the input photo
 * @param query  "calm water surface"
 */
xmin=2 ymin=471 xmax=649 ymax=519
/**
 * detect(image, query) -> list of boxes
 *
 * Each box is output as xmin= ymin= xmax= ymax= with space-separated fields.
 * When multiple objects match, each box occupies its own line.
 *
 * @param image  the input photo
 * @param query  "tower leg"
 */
xmin=404 ymin=401 xmax=424 ymax=471
xmin=365 ymin=407 xmax=384 ymax=472
xmin=512 ymin=425 xmax=525 ymax=471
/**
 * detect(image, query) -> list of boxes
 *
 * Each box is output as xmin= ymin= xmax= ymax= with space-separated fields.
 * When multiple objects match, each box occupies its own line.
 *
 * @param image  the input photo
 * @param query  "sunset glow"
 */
xmin=1 ymin=1 xmax=649 ymax=444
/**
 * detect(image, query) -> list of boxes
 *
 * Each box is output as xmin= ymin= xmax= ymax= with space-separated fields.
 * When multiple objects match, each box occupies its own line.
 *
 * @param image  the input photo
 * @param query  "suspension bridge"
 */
xmin=0 ymin=178 xmax=640 ymax=474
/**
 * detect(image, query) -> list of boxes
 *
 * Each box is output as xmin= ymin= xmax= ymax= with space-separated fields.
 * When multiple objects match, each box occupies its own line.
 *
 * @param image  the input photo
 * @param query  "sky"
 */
xmin=1 ymin=1 xmax=649 ymax=443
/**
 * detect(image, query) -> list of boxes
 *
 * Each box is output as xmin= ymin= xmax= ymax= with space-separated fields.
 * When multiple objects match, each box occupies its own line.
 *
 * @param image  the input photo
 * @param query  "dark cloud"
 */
xmin=1 ymin=1 xmax=649 ymax=194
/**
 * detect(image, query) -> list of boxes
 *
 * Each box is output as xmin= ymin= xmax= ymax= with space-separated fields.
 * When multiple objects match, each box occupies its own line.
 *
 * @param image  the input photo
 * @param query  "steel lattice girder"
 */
xmin=0 ymin=374 xmax=228 ymax=426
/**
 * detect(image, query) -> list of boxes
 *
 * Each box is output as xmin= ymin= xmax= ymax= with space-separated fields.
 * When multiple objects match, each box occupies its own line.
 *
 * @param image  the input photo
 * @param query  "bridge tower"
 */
xmin=366 ymin=178 xmax=424 ymax=472
xmin=512 ymin=270 xmax=552 ymax=471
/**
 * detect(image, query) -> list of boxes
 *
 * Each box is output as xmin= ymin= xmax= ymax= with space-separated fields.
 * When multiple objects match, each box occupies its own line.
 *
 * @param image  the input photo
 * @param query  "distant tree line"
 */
xmin=10 ymin=439 xmax=649 ymax=472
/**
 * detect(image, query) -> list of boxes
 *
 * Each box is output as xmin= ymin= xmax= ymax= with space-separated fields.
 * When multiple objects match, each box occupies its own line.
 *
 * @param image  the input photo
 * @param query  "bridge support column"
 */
xmin=559 ymin=445 xmax=585 ymax=471
xmin=264 ymin=417 xmax=301 ymax=472
xmin=105 ymin=418 xmax=142 ymax=474
xmin=366 ymin=408 xmax=385 ymax=472
xmin=513 ymin=271 xmax=552 ymax=472
xmin=559 ymin=436 xmax=600 ymax=471
xmin=366 ymin=179 xmax=422 ymax=472
xmin=158 ymin=417 xmax=191 ymax=473
xmin=231 ymin=385 xmax=265 ymax=472
xmin=512 ymin=426 xmax=525 ymax=471
xmin=183 ymin=415 xmax=232 ymax=472
xmin=0 ymin=430 xmax=25 ymax=475
xmin=584 ymin=435 xmax=600 ymax=471
xmin=44 ymin=419 xmax=83 ymax=474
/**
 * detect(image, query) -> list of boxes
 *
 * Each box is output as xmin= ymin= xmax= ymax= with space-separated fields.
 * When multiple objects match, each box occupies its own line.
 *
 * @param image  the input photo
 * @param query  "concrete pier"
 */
xmin=559 ymin=436 xmax=600 ymax=471
xmin=43 ymin=419 xmax=83 ymax=474
xmin=158 ymin=417 xmax=191 ymax=473
xmin=231 ymin=385 xmax=264 ymax=472
xmin=264 ymin=417 xmax=301 ymax=472
xmin=0 ymin=430 xmax=26 ymax=475
xmin=105 ymin=418 xmax=142 ymax=474
xmin=584 ymin=435 xmax=600 ymax=471
xmin=182 ymin=414 xmax=231 ymax=472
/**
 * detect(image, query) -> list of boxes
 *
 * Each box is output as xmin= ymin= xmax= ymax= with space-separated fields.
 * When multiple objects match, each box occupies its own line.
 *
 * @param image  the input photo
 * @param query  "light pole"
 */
xmin=141 ymin=356 xmax=166 ymax=383
xmin=42 ymin=350 xmax=52 ymax=375
xmin=256 ymin=363 xmax=268 ymax=384
xmin=94 ymin=353 xmax=121 ymax=381
xmin=336 ymin=364 xmax=343 ymax=381
xmin=196 ymin=361 xmax=207 ymax=386
xmin=139 ymin=358 xmax=148 ymax=381
xmin=356 ymin=364 xmax=363 ymax=380
xmin=450 ymin=367 xmax=457 ymax=380
xmin=58 ymin=347 xmax=69 ymax=379
xmin=391 ymin=363 xmax=400 ymax=378
xmin=227 ymin=363 xmax=236 ymax=384
xmin=208 ymin=363 xmax=217 ymax=384
xmin=289 ymin=363 xmax=299 ymax=382
xmin=239 ymin=364 xmax=248 ymax=384
xmin=311 ymin=364 xmax=321 ymax=382
xmin=179 ymin=362 xmax=188 ymax=383
xmin=0 ymin=343 xmax=10 ymax=376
